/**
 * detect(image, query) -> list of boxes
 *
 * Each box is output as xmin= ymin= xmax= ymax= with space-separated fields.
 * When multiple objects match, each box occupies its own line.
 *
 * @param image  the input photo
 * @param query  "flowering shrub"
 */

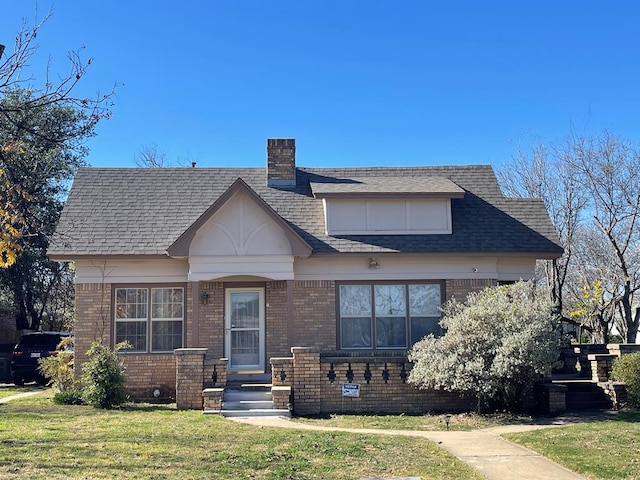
xmin=408 ymin=281 xmax=561 ymax=412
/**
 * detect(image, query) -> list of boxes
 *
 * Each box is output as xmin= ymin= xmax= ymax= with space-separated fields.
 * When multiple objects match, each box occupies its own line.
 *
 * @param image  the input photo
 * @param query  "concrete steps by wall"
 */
xmin=553 ymin=376 xmax=613 ymax=410
xmin=207 ymin=380 xmax=291 ymax=418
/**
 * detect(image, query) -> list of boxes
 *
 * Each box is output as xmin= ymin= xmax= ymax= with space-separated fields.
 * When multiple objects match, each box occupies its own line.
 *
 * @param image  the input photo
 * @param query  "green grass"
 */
xmin=506 ymin=411 xmax=640 ymax=480
xmin=0 ymin=392 xmax=483 ymax=480
xmin=293 ymin=412 xmax=535 ymax=431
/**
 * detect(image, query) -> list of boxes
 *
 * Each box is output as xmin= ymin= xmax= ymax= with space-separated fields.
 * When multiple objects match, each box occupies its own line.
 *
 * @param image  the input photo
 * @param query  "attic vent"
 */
xmin=267 ymin=138 xmax=296 ymax=188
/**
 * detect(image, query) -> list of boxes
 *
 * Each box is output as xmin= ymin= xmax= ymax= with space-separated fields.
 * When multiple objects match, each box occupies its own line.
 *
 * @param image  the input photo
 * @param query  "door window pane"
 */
xmin=231 ymin=292 xmax=260 ymax=329
xmin=231 ymin=330 xmax=260 ymax=367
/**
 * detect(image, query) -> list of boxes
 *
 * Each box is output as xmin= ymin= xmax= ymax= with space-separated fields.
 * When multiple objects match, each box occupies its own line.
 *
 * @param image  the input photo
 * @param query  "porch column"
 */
xmin=190 ymin=281 xmax=200 ymax=347
xmin=291 ymin=346 xmax=321 ymax=415
xmin=286 ymin=280 xmax=295 ymax=346
xmin=175 ymin=348 xmax=208 ymax=410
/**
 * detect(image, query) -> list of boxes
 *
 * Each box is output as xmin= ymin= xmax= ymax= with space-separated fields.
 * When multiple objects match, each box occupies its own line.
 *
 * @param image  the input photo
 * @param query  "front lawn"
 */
xmin=0 ymin=392 xmax=483 ymax=479
xmin=293 ymin=412 xmax=534 ymax=431
xmin=506 ymin=411 xmax=640 ymax=480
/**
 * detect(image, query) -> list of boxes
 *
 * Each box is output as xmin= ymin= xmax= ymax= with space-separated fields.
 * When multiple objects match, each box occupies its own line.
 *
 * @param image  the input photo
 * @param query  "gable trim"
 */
xmin=167 ymin=178 xmax=312 ymax=258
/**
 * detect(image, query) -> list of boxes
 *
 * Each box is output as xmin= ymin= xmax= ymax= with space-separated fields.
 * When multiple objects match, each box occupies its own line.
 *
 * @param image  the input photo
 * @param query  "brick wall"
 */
xmin=74 ymin=283 xmax=113 ymax=375
xmin=175 ymin=348 xmax=207 ymax=409
xmin=292 ymin=347 xmax=322 ymax=415
xmin=283 ymin=348 xmax=474 ymax=415
xmin=266 ymin=281 xmax=289 ymax=359
xmin=197 ymin=282 xmax=224 ymax=356
xmin=292 ymin=280 xmax=336 ymax=349
xmin=75 ymin=277 xmax=494 ymax=403
xmin=319 ymin=359 xmax=474 ymax=414
xmin=445 ymin=278 xmax=496 ymax=302
xmin=123 ymin=354 xmax=176 ymax=401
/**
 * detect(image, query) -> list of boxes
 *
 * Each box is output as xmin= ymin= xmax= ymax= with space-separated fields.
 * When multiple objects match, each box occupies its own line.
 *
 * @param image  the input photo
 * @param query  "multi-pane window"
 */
xmin=339 ymin=283 xmax=442 ymax=350
xmin=115 ymin=287 xmax=184 ymax=352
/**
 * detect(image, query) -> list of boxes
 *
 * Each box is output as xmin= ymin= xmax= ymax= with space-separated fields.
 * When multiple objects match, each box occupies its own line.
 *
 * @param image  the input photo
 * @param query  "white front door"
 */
xmin=225 ymin=287 xmax=265 ymax=372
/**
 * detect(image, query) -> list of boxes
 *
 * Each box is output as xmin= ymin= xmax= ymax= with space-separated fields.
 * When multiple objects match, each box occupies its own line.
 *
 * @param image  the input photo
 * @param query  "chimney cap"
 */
xmin=267 ymin=138 xmax=295 ymax=147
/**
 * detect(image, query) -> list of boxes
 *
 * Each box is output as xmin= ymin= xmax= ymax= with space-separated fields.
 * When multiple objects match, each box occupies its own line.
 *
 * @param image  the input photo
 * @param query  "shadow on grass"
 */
xmin=612 ymin=410 xmax=640 ymax=423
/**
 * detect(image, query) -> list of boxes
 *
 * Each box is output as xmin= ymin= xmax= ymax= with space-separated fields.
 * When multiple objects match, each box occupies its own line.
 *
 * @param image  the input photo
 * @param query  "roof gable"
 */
xmin=168 ymin=178 xmax=312 ymax=257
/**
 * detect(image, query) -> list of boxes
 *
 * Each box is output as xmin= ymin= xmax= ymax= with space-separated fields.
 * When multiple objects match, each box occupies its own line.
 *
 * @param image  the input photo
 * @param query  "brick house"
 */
xmin=49 ymin=139 xmax=562 ymax=413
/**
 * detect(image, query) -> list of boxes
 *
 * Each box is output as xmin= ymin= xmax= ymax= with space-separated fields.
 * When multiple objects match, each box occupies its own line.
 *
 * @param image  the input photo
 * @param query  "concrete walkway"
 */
xmin=0 ymin=389 xmax=46 ymax=404
xmin=230 ymin=415 xmax=595 ymax=480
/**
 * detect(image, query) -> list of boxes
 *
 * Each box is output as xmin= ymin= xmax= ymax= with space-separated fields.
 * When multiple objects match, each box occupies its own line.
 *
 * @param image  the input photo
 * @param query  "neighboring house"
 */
xmin=48 ymin=139 xmax=562 ymax=411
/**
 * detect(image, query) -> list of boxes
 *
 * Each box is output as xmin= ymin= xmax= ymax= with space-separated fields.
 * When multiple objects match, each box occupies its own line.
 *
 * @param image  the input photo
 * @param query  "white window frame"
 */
xmin=114 ymin=286 xmax=184 ymax=353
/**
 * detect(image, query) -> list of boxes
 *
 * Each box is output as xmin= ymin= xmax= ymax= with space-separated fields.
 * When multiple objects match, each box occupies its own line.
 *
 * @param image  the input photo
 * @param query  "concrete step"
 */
xmin=209 ymin=408 xmax=291 ymax=418
xmin=223 ymin=399 xmax=276 ymax=410
xmin=566 ymin=391 xmax=612 ymax=410
xmin=219 ymin=381 xmax=291 ymax=418
xmin=224 ymin=389 xmax=272 ymax=402
xmin=555 ymin=379 xmax=613 ymax=410
xmin=226 ymin=383 xmax=272 ymax=392
xmin=227 ymin=373 xmax=271 ymax=384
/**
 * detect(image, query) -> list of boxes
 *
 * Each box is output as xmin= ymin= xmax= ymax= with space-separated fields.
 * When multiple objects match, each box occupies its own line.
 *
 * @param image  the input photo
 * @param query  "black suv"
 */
xmin=10 ymin=332 xmax=72 ymax=385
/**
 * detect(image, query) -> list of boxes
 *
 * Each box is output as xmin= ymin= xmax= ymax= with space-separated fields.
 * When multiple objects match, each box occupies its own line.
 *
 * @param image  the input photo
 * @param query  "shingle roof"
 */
xmin=310 ymin=175 xmax=465 ymax=197
xmin=48 ymin=164 xmax=563 ymax=258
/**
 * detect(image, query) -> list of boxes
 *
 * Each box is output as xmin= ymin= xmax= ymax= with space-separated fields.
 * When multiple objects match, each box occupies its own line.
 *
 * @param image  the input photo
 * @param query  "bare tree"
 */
xmin=134 ymin=142 xmax=198 ymax=168
xmin=498 ymin=138 xmax=588 ymax=327
xmin=134 ymin=143 xmax=168 ymax=168
xmin=570 ymin=132 xmax=640 ymax=342
xmin=500 ymin=131 xmax=640 ymax=343
xmin=0 ymin=8 xmax=115 ymax=137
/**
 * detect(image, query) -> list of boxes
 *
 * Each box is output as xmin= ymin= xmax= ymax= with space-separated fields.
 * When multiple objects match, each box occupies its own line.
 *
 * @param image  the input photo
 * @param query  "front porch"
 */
xmin=175 ymin=347 xmax=476 ymax=415
xmin=174 ymin=343 xmax=640 ymax=415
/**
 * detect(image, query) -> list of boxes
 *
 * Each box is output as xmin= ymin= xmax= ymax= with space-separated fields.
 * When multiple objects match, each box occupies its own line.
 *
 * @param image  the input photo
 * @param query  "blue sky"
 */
xmin=1 ymin=1 xmax=639 ymax=169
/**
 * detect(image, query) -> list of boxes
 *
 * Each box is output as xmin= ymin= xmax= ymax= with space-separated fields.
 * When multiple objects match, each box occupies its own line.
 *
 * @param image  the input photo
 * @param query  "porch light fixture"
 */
xmin=368 ymin=257 xmax=380 ymax=269
xmin=201 ymin=291 xmax=209 ymax=305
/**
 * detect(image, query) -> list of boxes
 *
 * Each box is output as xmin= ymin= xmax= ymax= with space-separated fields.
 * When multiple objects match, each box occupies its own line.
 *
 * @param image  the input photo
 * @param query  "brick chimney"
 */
xmin=267 ymin=138 xmax=296 ymax=187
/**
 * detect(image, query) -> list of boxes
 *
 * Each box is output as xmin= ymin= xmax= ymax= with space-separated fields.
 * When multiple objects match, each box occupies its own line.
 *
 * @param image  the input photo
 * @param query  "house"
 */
xmin=48 ymin=139 xmax=563 ymax=413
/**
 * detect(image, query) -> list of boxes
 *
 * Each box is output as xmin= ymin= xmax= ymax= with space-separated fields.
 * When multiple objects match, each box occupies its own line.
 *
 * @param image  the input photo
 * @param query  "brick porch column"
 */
xmin=174 ymin=348 xmax=208 ymax=410
xmin=291 ymin=347 xmax=320 ymax=415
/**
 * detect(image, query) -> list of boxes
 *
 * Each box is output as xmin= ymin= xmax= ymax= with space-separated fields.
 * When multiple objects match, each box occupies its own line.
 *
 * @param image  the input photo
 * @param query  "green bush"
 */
xmin=81 ymin=341 xmax=130 ymax=409
xmin=38 ymin=336 xmax=76 ymax=392
xmin=53 ymin=389 xmax=85 ymax=405
xmin=409 ymin=281 xmax=561 ymax=413
xmin=612 ymin=352 xmax=640 ymax=408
